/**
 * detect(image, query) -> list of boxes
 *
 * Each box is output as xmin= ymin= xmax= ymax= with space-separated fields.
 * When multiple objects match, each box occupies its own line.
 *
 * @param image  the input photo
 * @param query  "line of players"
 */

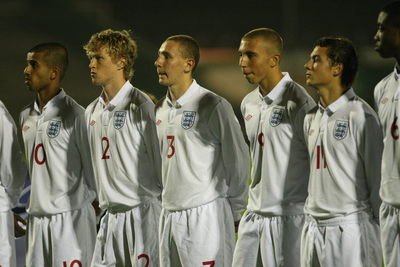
xmin=0 ymin=1 xmax=399 ymax=266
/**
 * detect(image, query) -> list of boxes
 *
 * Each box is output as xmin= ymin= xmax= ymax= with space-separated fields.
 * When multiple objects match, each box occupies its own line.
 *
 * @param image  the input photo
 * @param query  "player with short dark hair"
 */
xmin=373 ymin=1 xmax=400 ymax=266
xmin=84 ymin=29 xmax=162 ymax=267
xmin=233 ymin=28 xmax=316 ymax=266
xmin=301 ymin=37 xmax=383 ymax=266
xmin=154 ymin=34 xmax=250 ymax=267
xmin=20 ymin=42 xmax=98 ymax=267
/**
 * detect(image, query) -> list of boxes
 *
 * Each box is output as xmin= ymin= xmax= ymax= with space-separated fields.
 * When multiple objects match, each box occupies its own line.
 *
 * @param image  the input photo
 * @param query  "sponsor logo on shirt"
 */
xmin=270 ymin=107 xmax=284 ymax=127
xmin=333 ymin=120 xmax=349 ymax=140
xmin=22 ymin=125 xmax=30 ymax=131
xmin=181 ymin=111 xmax=196 ymax=130
xmin=245 ymin=114 xmax=252 ymax=121
xmin=309 ymin=129 xmax=314 ymax=136
xmin=381 ymin=97 xmax=388 ymax=104
xmin=47 ymin=120 xmax=61 ymax=138
xmin=90 ymin=120 xmax=96 ymax=126
xmin=156 ymin=119 xmax=162 ymax=125
xmin=114 ymin=111 xmax=126 ymax=130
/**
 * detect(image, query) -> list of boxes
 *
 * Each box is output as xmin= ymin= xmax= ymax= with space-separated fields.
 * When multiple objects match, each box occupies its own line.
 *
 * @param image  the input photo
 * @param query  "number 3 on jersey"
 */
xmin=167 ymin=135 xmax=175 ymax=158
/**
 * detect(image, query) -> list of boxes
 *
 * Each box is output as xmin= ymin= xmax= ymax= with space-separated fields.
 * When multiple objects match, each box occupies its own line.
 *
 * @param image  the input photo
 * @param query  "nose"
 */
xmin=374 ymin=31 xmax=379 ymax=41
xmin=304 ymin=59 xmax=312 ymax=70
xmin=24 ymin=65 xmax=30 ymax=75
xmin=239 ymin=55 xmax=246 ymax=68
xmin=89 ymin=58 xmax=95 ymax=68
xmin=154 ymin=56 xmax=161 ymax=67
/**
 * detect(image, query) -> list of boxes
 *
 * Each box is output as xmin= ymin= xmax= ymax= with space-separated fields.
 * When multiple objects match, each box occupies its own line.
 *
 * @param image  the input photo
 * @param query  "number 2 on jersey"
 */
xmin=167 ymin=135 xmax=175 ymax=158
xmin=101 ymin=137 xmax=110 ymax=159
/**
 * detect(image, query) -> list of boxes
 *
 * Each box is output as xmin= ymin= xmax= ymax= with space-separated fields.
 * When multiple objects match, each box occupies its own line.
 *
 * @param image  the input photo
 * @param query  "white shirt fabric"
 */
xmin=85 ymin=81 xmax=162 ymax=213
xmin=0 ymin=101 xmax=26 ymax=212
xmin=241 ymin=72 xmax=316 ymax=216
xmin=155 ymin=79 xmax=250 ymax=221
xmin=374 ymin=65 xmax=400 ymax=207
xmin=20 ymin=89 xmax=97 ymax=215
xmin=303 ymin=88 xmax=383 ymax=220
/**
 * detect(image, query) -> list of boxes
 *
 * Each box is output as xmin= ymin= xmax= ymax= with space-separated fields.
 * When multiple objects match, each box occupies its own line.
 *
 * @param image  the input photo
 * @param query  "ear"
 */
xmin=270 ymin=53 xmax=281 ymax=68
xmin=118 ymin=57 xmax=127 ymax=70
xmin=50 ymin=67 xmax=60 ymax=80
xmin=332 ymin=63 xmax=343 ymax=77
xmin=184 ymin=58 xmax=195 ymax=74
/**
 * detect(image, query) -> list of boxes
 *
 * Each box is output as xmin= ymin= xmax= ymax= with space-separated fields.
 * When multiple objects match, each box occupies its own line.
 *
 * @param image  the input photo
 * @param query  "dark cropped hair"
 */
xmin=314 ymin=37 xmax=358 ymax=89
xmin=29 ymin=42 xmax=69 ymax=81
xmin=382 ymin=0 xmax=400 ymax=27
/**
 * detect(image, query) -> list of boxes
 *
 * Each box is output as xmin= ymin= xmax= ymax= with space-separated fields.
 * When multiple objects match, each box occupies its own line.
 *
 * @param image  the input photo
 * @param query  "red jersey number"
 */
xmin=257 ymin=132 xmax=265 ymax=147
xmin=62 ymin=260 xmax=82 ymax=267
xmin=203 ymin=261 xmax=215 ymax=267
xmin=316 ymin=145 xmax=327 ymax=169
xmin=138 ymin=254 xmax=149 ymax=267
xmin=391 ymin=116 xmax=399 ymax=140
xmin=167 ymin=135 xmax=175 ymax=158
xmin=101 ymin=137 xmax=110 ymax=159
xmin=34 ymin=143 xmax=46 ymax=165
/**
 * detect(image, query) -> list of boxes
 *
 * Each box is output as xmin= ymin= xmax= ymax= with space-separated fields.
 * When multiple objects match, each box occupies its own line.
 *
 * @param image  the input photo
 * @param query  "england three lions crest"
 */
xmin=182 ymin=111 xmax=196 ymax=130
xmin=114 ymin=111 xmax=127 ymax=130
xmin=333 ymin=120 xmax=349 ymax=140
xmin=270 ymin=107 xmax=284 ymax=127
xmin=47 ymin=120 xmax=61 ymax=138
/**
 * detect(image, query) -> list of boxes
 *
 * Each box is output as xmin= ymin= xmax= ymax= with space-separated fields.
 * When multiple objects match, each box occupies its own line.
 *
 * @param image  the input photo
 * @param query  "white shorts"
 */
xmin=301 ymin=212 xmax=381 ymax=267
xmin=233 ymin=210 xmax=305 ymax=267
xmin=380 ymin=202 xmax=400 ymax=267
xmin=0 ymin=210 xmax=16 ymax=267
xmin=91 ymin=198 xmax=162 ymax=267
xmin=159 ymin=198 xmax=236 ymax=267
xmin=26 ymin=203 xmax=97 ymax=267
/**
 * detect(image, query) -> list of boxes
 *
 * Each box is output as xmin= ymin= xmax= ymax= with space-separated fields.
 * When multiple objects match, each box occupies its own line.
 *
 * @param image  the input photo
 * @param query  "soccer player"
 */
xmin=20 ymin=42 xmax=98 ymax=266
xmin=374 ymin=1 xmax=400 ymax=266
xmin=301 ymin=37 xmax=383 ymax=266
xmin=84 ymin=29 xmax=162 ymax=267
xmin=0 ymin=101 xmax=27 ymax=267
xmin=232 ymin=28 xmax=316 ymax=267
xmin=154 ymin=34 xmax=250 ymax=267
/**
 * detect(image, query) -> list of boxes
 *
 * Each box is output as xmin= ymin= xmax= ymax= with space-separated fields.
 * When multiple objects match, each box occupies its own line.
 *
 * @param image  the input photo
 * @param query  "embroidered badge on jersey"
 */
xmin=181 ymin=111 xmax=196 ymax=130
xmin=114 ymin=111 xmax=126 ymax=130
xmin=269 ymin=107 xmax=284 ymax=127
xmin=333 ymin=120 xmax=349 ymax=140
xmin=47 ymin=120 xmax=61 ymax=138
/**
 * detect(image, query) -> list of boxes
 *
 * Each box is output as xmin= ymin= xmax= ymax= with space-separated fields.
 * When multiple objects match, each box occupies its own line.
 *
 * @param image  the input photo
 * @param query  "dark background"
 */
xmin=0 ymin=0 xmax=395 ymax=124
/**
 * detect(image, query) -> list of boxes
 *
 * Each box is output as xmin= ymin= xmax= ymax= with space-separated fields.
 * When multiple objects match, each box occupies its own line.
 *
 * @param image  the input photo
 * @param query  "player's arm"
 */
xmin=136 ymin=101 xmax=163 ymax=189
xmin=209 ymin=99 xmax=250 ymax=222
xmin=360 ymin=114 xmax=383 ymax=221
xmin=14 ymin=212 xmax=26 ymax=238
xmin=0 ymin=103 xmax=27 ymax=207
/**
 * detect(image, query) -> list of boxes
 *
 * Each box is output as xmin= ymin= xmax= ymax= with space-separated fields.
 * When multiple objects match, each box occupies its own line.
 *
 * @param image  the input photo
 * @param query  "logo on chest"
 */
xmin=47 ymin=120 xmax=61 ymax=138
xmin=114 ymin=111 xmax=127 ymax=130
xmin=181 ymin=111 xmax=196 ymax=130
xmin=333 ymin=120 xmax=349 ymax=140
xmin=269 ymin=107 xmax=284 ymax=127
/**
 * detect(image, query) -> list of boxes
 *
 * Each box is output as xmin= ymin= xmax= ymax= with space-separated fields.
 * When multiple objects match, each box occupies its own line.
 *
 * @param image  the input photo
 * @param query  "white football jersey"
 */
xmin=86 ymin=81 xmax=162 ymax=213
xmin=241 ymin=73 xmax=316 ymax=216
xmin=155 ymin=80 xmax=250 ymax=221
xmin=20 ymin=89 xmax=97 ymax=215
xmin=374 ymin=66 xmax=400 ymax=207
xmin=0 ymin=101 xmax=26 ymax=212
xmin=304 ymin=88 xmax=382 ymax=220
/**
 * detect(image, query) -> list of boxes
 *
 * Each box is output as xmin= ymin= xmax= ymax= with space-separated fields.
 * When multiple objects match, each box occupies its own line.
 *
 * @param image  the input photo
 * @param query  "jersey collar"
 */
xmin=319 ymin=88 xmax=355 ymax=115
xmin=258 ymin=72 xmax=290 ymax=105
xmin=99 ymin=80 xmax=132 ymax=109
xmin=34 ymin=88 xmax=65 ymax=114
xmin=166 ymin=79 xmax=199 ymax=108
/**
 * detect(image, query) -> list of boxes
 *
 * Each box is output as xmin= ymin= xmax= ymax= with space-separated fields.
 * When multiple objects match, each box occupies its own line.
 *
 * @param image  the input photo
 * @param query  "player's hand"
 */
xmin=91 ymin=200 xmax=102 ymax=216
xmin=14 ymin=213 xmax=26 ymax=238
xmin=234 ymin=220 xmax=240 ymax=233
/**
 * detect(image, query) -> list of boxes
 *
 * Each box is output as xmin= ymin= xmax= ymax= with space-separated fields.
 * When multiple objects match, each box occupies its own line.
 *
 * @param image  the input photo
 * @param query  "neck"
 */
xmin=37 ymin=87 xmax=61 ymax=112
xmin=259 ymin=71 xmax=284 ymax=97
xmin=102 ymin=79 xmax=127 ymax=106
xmin=317 ymin=84 xmax=347 ymax=108
xmin=168 ymin=79 xmax=193 ymax=104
